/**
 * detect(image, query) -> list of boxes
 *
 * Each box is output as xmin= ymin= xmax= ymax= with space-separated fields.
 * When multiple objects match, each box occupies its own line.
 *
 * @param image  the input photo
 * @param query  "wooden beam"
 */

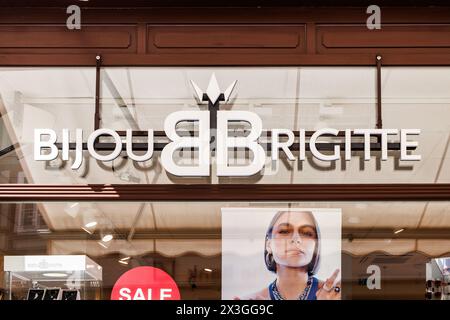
xmin=1 ymin=184 xmax=450 ymax=201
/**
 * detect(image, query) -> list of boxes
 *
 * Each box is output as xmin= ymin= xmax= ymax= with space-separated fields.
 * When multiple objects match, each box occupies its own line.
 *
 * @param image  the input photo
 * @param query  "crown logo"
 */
xmin=190 ymin=73 xmax=237 ymax=105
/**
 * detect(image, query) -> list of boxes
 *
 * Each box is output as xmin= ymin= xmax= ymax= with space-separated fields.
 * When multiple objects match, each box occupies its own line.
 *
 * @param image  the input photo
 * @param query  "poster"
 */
xmin=222 ymin=208 xmax=341 ymax=300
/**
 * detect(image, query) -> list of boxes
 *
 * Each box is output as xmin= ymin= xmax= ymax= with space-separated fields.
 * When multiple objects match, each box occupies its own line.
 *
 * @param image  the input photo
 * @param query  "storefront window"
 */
xmin=382 ymin=68 xmax=450 ymax=183
xmin=0 ymin=68 xmax=95 ymax=183
xmin=1 ymin=201 xmax=450 ymax=300
xmin=0 ymin=67 xmax=449 ymax=184
xmin=100 ymin=67 xmax=376 ymax=131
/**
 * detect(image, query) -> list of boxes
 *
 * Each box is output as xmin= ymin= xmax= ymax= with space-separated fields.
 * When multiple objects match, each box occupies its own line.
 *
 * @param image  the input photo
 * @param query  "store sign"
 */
xmin=33 ymin=74 xmax=422 ymax=177
xmin=4 ymin=255 xmax=89 ymax=272
xmin=34 ymin=115 xmax=421 ymax=177
xmin=111 ymin=266 xmax=180 ymax=300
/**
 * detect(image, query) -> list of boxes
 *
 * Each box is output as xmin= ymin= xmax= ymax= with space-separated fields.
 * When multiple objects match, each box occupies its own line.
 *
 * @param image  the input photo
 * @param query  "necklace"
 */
xmin=269 ymin=277 xmax=313 ymax=300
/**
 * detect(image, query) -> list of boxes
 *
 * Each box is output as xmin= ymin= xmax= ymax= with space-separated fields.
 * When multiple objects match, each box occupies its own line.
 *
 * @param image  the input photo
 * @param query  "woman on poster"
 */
xmin=235 ymin=210 xmax=341 ymax=300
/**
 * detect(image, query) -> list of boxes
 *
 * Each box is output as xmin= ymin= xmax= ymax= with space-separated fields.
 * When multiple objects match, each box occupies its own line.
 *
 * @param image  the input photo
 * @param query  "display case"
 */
xmin=3 ymin=255 xmax=102 ymax=300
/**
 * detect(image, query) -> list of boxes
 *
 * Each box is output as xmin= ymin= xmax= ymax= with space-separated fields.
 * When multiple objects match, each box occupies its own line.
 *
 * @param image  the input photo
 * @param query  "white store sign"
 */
xmin=33 ymin=110 xmax=421 ymax=177
xmin=33 ymin=74 xmax=421 ymax=177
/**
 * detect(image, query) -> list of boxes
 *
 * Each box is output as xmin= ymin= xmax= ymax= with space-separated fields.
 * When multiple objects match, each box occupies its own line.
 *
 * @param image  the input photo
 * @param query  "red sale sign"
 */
xmin=111 ymin=266 xmax=181 ymax=300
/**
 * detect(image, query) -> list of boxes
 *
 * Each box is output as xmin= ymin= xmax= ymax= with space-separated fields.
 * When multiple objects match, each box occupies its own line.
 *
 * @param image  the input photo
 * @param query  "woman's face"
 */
xmin=267 ymin=212 xmax=317 ymax=269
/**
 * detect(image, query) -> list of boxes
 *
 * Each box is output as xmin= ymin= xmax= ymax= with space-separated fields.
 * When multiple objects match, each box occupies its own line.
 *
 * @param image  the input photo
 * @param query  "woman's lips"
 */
xmin=286 ymin=250 xmax=304 ymax=256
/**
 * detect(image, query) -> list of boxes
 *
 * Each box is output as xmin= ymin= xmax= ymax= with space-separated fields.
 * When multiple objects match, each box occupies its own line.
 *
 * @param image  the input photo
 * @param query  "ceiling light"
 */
xmin=43 ymin=273 xmax=68 ymax=278
xmin=119 ymin=260 xmax=129 ymax=265
xmin=37 ymin=229 xmax=51 ymax=234
xmin=120 ymin=257 xmax=131 ymax=261
xmin=102 ymin=234 xmax=113 ymax=242
xmin=204 ymin=268 xmax=213 ymax=273
xmin=119 ymin=171 xmax=141 ymax=183
xmin=81 ymin=227 xmax=93 ymax=234
xmin=97 ymin=241 xmax=108 ymax=249
xmin=85 ymin=221 xmax=98 ymax=228
xmin=394 ymin=228 xmax=405 ymax=234
xmin=348 ymin=217 xmax=360 ymax=224
xmin=319 ymin=102 xmax=343 ymax=116
xmin=46 ymin=157 xmax=63 ymax=169
xmin=64 ymin=202 xmax=80 ymax=218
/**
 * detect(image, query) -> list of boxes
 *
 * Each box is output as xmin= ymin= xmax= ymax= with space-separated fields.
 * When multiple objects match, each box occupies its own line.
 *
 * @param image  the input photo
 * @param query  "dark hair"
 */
xmin=264 ymin=210 xmax=321 ymax=275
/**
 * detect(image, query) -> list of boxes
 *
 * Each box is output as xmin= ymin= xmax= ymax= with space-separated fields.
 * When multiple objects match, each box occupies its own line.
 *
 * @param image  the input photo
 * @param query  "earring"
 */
xmin=265 ymin=252 xmax=275 ymax=268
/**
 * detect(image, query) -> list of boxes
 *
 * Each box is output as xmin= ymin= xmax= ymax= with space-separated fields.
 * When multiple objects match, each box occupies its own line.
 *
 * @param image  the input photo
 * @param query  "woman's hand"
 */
xmin=316 ymin=269 xmax=341 ymax=300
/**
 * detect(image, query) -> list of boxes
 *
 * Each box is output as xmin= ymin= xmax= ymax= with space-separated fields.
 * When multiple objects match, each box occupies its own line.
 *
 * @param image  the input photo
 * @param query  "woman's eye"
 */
xmin=278 ymin=229 xmax=290 ymax=234
xmin=300 ymin=230 xmax=316 ymax=238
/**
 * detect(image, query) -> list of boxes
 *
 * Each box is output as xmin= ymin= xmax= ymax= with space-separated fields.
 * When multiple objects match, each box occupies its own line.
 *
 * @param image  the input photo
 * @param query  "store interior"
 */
xmin=0 ymin=201 xmax=449 ymax=299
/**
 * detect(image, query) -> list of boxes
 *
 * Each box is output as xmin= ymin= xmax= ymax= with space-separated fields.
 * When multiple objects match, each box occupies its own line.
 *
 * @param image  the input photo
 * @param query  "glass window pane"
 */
xmin=0 ymin=68 xmax=95 ymax=184
xmin=0 ymin=67 xmax=449 ymax=184
xmin=1 ymin=201 xmax=450 ymax=300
